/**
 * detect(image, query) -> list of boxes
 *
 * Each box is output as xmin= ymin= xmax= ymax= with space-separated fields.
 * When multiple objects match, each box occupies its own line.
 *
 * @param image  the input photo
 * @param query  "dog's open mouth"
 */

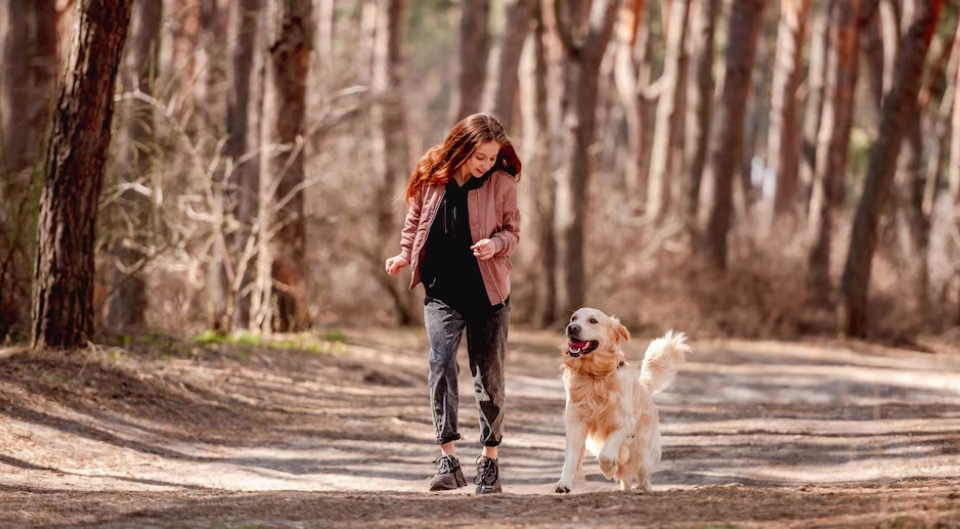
xmin=567 ymin=339 xmax=599 ymax=357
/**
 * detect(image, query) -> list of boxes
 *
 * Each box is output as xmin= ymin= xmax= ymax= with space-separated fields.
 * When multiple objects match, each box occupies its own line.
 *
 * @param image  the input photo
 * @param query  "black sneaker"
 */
xmin=474 ymin=456 xmax=502 ymax=494
xmin=429 ymin=455 xmax=467 ymax=491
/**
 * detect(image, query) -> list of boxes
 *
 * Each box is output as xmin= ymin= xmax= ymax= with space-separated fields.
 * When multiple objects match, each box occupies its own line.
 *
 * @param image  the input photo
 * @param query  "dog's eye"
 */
xmin=589 ymin=318 xmax=598 ymax=324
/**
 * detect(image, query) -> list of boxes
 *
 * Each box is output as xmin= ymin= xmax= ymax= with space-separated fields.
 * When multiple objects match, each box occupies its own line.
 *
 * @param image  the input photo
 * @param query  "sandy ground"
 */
xmin=0 ymin=327 xmax=958 ymax=528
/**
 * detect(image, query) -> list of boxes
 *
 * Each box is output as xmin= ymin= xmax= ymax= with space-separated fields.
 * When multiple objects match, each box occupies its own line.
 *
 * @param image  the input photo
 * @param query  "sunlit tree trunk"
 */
xmin=524 ymin=2 xmax=558 ymax=328
xmin=806 ymin=0 xmax=859 ymax=300
xmin=645 ymin=0 xmax=691 ymax=220
xmin=107 ymin=0 xmax=163 ymax=334
xmin=684 ymin=0 xmax=719 ymax=225
xmin=554 ymin=0 xmax=622 ymax=312
xmin=370 ymin=0 xmax=419 ymax=325
xmin=454 ymin=0 xmax=490 ymax=121
xmin=947 ymin=17 xmax=960 ymax=325
xmin=838 ymin=0 xmax=944 ymax=337
xmin=252 ymin=0 xmax=312 ymax=334
xmin=897 ymin=3 xmax=957 ymax=313
xmin=614 ymin=0 xmax=656 ymax=211
xmin=769 ymin=0 xmax=811 ymax=222
xmin=799 ymin=0 xmax=828 ymax=217
xmin=492 ymin=0 xmax=537 ymax=131
xmin=32 ymin=0 xmax=133 ymax=349
xmin=697 ymin=0 xmax=765 ymax=270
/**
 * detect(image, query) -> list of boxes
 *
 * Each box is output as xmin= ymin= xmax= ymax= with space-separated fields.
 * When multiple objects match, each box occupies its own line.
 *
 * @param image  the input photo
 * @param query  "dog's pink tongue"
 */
xmin=570 ymin=340 xmax=588 ymax=349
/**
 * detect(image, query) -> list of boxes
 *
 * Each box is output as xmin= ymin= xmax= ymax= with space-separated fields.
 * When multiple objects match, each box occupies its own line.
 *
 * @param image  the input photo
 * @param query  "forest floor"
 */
xmin=1 ymin=327 xmax=959 ymax=528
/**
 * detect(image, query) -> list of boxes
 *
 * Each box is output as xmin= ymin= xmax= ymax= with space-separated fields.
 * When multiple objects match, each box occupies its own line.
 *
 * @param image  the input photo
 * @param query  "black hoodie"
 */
xmin=420 ymin=173 xmax=492 ymax=319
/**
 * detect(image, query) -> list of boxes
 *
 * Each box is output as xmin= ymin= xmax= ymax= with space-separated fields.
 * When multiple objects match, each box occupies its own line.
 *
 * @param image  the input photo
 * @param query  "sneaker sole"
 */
xmin=429 ymin=474 xmax=467 ymax=491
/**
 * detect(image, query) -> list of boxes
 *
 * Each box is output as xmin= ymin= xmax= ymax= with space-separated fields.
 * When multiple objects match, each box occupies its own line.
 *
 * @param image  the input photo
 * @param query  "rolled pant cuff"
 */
xmin=437 ymin=433 xmax=462 ymax=445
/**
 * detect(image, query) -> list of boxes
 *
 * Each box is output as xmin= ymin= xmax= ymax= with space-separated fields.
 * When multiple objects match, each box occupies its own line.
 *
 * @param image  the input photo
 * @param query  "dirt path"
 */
xmin=1 ymin=328 xmax=959 ymax=528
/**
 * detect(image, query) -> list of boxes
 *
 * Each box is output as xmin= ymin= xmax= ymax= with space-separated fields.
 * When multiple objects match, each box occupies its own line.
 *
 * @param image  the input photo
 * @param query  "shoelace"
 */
xmin=433 ymin=455 xmax=458 ymax=474
xmin=474 ymin=456 xmax=498 ymax=486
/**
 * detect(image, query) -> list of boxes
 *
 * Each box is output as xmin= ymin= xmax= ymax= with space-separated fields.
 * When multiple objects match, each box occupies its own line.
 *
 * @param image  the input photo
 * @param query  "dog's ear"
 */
xmin=611 ymin=317 xmax=631 ymax=344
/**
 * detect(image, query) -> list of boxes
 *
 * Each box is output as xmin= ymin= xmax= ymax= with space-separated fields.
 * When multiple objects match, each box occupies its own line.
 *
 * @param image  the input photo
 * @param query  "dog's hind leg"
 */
xmin=556 ymin=420 xmax=587 ymax=493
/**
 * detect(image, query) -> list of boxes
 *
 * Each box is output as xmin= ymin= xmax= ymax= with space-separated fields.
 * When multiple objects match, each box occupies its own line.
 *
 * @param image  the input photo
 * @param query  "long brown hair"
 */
xmin=405 ymin=113 xmax=521 ymax=203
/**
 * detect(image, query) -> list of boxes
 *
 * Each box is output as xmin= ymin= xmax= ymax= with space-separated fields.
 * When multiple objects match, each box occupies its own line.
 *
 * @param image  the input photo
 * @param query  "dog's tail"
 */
xmin=639 ymin=330 xmax=691 ymax=394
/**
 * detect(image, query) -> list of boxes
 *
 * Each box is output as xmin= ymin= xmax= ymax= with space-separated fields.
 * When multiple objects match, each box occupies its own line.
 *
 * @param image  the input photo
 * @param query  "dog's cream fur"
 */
xmin=556 ymin=307 xmax=690 ymax=493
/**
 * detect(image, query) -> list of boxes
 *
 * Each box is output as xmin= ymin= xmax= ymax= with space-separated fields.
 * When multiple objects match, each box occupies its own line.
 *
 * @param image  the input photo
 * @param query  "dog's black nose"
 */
xmin=567 ymin=323 xmax=581 ymax=336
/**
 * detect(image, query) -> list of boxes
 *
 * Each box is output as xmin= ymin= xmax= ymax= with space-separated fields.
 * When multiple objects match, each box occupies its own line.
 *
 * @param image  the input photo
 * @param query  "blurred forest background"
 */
xmin=1 ymin=0 xmax=960 ymax=347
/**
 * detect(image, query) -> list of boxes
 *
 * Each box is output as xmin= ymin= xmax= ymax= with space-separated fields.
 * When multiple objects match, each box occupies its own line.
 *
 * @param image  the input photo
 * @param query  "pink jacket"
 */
xmin=399 ymin=170 xmax=520 ymax=306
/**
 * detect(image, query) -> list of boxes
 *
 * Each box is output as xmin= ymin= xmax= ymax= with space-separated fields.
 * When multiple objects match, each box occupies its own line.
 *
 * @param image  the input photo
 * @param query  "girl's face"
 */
xmin=463 ymin=141 xmax=501 ymax=178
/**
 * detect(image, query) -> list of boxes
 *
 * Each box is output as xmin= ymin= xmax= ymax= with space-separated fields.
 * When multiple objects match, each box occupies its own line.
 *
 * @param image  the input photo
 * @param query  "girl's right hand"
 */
xmin=385 ymin=255 xmax=410 ymax=275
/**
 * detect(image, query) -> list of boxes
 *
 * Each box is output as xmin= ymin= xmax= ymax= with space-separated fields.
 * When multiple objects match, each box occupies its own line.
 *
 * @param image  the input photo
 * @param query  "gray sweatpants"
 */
xmin=424 ymin=297 xmax=510 ymax=447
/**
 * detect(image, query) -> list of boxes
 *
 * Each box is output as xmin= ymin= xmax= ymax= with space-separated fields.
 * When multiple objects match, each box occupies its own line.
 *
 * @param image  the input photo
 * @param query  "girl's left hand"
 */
xmin=471 ymin=239 xmax=497 ymax=261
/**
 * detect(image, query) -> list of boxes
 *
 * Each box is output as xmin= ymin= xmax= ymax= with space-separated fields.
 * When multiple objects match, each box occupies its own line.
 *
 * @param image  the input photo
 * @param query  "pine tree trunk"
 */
xmin=697 ymin=0 xmax=765 ymax=270
xmin=526 ymin=2 xmax=558 ymax=327
xmin=0 ymin=0 xmax=59 ymax=340
xmin=1 ymin=0 xmax=33 ymax=176
xmin=806 ymin=0 xmax=859 ymax=299
xmin=554 ymin=0 xmax=622 ymax=312
xmin=684 ymin=0 xmax=719 ymax=224
xmin=252 ymin=0 xmax=311 ymax=334
xmin=107 ymin=0 xmax=163 ymax=334
xmin=948 ymin=16 xmax=960 ymax=325
xmin=799 ymin=0 xmax=829 ymax=217
xmin=770 ymin=0 xmax=812 ymax=222
xmin=31 ymin=0 xmax=133 ymax=349
xmin=454 ymin=0 xmax=491 ymax=121
xmin=371 ymin=0 xmax=420 ymax=326
xmin=492 ymin=0 xmax=537 ymax=131
xmin=838 ymin=0 xmax=944 ymax=337
xmin=646 ymin=0 xmax=691 ymax=220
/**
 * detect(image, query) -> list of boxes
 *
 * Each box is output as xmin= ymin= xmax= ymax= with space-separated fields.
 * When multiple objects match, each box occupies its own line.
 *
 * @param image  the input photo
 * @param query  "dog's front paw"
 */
xmin=599 ymin=456 xmax=619 ymax=479
xmin=555 ymin=482 xmax=571 ymax=494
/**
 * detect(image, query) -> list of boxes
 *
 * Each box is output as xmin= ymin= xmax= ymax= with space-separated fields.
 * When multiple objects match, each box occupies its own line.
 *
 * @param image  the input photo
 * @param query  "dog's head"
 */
xmin=562 ymin=307 xmax=630 ymax=375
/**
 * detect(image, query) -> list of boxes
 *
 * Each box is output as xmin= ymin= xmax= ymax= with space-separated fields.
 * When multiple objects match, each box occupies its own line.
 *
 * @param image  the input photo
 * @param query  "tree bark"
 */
xmin=806 ymin=0 xmax=859 ymax=299
xmin=371 ymin=0 xmax=419 ymax=326
xmin=454 ymin=0 xmax=491 ymax=121
xmin=554 ymin=0 xmax=622 ymax=312
xmin=252 ymin=0 xmax=311 ymax=334
xmin=107 ymin=0 xmax=163 ymax=334
xmin=948 ymin=15 xmax=960 ymax=325
xmin=684 ymin=0 xmax=719 ymax=224
xmin=1 ymin=0 xmax=33 ymax=176
xmin=525 ymin=2 xmax=558 ymax=328
xmin=614 ymin=0 xmax=655 ymax=210
xmin=491 ymin=0 xmax=538 ymax=131
xmin=0 ymin=0 xmax=59 ymax=340
xmin=646 ymin=0 xmax=691 ymax=220
xmin=697 ymin=0 xmax=764 ymax=270
xmin=31 ymin=0 xmax=133 ymax=349
xmin=799 ymin=0 xmax=829 ymax=217
xmin=770 ymin=0 xmax=812 ymax=221
xmin=838 ymin=0 xmax=944 ymax=337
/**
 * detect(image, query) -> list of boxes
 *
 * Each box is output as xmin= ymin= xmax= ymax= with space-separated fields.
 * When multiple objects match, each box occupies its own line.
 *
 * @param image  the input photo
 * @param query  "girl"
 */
xmin=385 ymin=113 xmax=521 ymax=494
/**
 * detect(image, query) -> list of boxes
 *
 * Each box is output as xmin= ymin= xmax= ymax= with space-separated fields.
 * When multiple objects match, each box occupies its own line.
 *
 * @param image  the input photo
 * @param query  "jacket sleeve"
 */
xmin=492 ymin=175 xmax=520 ymax=258
xmin=399 ymin=189 xmax=422 ymax=263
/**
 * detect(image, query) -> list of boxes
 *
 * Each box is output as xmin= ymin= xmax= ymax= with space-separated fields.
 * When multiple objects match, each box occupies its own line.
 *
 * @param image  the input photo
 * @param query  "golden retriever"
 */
xmin=555 ymin=307 xmax=690 ymax=493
